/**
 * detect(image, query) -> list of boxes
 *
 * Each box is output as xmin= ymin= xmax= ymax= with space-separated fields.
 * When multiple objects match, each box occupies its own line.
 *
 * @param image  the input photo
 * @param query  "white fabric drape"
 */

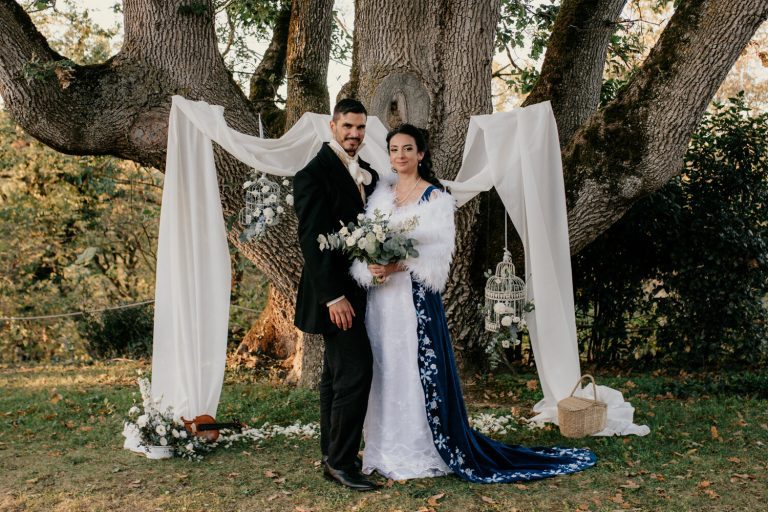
xmin=143 ymin=95 xmax=647 ymax=439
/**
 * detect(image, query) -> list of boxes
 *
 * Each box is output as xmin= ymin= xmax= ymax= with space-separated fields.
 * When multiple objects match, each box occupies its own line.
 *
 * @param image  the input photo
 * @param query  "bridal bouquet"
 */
xmin=318 ymin=210 xmax=420 ymax=266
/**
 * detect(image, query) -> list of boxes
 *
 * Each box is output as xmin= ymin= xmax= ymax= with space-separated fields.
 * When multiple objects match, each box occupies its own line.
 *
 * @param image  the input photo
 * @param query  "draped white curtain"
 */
xmin=144 ymin=95 xmax=648 ymax=438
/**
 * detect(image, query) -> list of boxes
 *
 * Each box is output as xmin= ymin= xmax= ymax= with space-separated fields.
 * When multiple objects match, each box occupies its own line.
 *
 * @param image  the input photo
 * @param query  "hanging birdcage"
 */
xmin=484 ymin=249 xmax=526 ymax=332
xmin=239 ymin=172 xmax=284 ymax=242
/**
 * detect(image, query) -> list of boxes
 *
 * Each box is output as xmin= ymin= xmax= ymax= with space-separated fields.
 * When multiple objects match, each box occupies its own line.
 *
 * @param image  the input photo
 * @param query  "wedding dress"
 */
xmin=352 ymin=184 xmax=597 ymax=482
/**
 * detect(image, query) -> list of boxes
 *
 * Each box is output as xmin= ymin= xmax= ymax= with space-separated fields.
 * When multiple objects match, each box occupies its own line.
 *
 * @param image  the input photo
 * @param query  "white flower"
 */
xmin=351 ymin=228 xmax=364 ymax=240
xmin=357 ymin=238 xmax=367 ymax=250
xmin=179 ymin=430 xmax=187 ymax=439
xmin=172 ymin=429 xmax=180 ymax=438
xmin=501 ymin=316 xmax=513 ymax=327
xmin=128 ymin=406 xmax=140 ymax=416
xmin=317 ymin=234 xmax=328 ymax=250
xmin=376 ymin=231 xmax=386 ymax=242
xmin=186 ymin=442 xmax=194 ymax=451
xmin=263 ymin=207 xmax=275 ymax=219
xmin=155 ymin=424 xmax=167 ymax=436
xmin=493 ymin=302 xmax=506 ymax=315
xmin=276 ymin=206 xmax=284 ymax=214
xmin=501 ymin=339 xmax=511 ymax=349
xmin=346 ymin=237 xmax=357 ymax=247
xmin=339 ymin=227 xmax=349 ymax=236
xmin=137 ymin=414 xmax=149 ymax=428
xmin=282 ymin=179 xmax=290 ymax=186
xmin=159 ymin=436 xmax=168 ymax=446
xmin=268 ymin=194 xmax=277 ymax=203
xmin=512 ymin=316 xmax=520 ymax=324
xmin=266 ymin=217 xmax=275 ymax=225
xmin=357 ymin=213 xmax=365 ymax=221
xmin=503 ymin=305 xmax=515 ymax=315
xmin=261 ymin=185 xmax=270 ymax=193
xmin=286 ymin=194 xmax=294 ymax=206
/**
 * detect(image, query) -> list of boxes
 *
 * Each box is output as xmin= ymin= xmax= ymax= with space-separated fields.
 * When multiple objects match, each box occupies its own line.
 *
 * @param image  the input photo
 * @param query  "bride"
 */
xmin=351 ymin=124 xmax=597 ymax=482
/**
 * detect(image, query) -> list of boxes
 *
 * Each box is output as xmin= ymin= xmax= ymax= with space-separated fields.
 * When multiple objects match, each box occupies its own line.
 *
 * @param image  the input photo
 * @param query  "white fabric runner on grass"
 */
xmin=128 ymin=96 xmax=648 ymax=451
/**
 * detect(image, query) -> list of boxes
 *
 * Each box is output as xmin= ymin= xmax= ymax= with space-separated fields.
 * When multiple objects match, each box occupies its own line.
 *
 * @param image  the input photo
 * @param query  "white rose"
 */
xmin=155 ymin=424 xmax=167 ymax=436
xmin=351 ymin=228 xmax=364 ymax=240
xmin=346 ymin=236 xmax=357 ymax=247
xmin=268 ymin=194 xmax=277 ymax=203
xmin=137 ymin=414 xmax=149 ymax=428
xmin=128 ymin=406 xmax=140 ymax=416
xmin=172 ymin=429 xmax=180 ymax=438
xmin=180 ymin=430 xmax=187 ymax=439
xmin=286 ymin=194 xmax=294 ymax=206
xmin=357 ymin=213 xmax=365 ymax=221
xmin=276 ymin=206 xmax=284 ymax=214
xmin=261 ymin=185 xmax=270 ymax=193
xmin=376 ymin=231 xmax=386 ymax=242
xmin=159 ymin=437 xmax=168 ymax=446
xmin=186 ymin=442 xmax=194 ymax=451
xmin=339 ymin=227 xmax=349 ymax=236
xmin=493 ymin=302 xmax=506 ymax=315
xmin=282 ymin=179 xmax=290 ymax=186
xmin=501 ymin=316 xmax=513 ymax=327
xmin=501 ymin=339 xmax=511 ymax=349
xmin=263 ymin=207 xmax=275 ymax=219
xmin=357 ymin=238 xmax=367 ymax=250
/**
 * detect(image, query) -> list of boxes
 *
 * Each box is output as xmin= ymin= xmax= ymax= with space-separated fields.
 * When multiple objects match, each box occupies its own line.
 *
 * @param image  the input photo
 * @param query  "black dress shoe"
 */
xmin=323 ymin=462 xmax=376 ymax=491
xmin=322 ymin=454 xmax=363 ymax=471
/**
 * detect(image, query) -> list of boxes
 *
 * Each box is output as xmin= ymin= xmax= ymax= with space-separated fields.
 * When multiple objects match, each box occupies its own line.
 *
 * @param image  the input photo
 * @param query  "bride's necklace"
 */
xmin=394 ymin=177 xmax=421 ymax=206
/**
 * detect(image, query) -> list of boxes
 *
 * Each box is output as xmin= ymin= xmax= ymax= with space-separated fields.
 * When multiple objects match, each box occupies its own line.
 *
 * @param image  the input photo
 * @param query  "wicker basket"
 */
xmin=557 ymin=374 xmax=607 ymax=438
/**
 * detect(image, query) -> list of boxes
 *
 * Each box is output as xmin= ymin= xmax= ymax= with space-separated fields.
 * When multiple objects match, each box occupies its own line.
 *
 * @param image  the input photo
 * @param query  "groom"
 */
xmin=293 ymin=99 xmax=379 ymax=491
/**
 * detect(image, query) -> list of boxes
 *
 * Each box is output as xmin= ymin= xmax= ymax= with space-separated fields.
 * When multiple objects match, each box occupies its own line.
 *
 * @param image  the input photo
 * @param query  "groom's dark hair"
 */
xmin=333 ymin=98 xmax=367 ymax=120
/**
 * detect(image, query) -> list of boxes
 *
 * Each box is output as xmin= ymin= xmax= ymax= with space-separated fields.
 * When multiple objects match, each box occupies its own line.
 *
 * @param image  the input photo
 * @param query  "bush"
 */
xmin=79 ymin=304 xmax=154 ymax=359
xmin=573 ymin=95 xmax=768 ymax=368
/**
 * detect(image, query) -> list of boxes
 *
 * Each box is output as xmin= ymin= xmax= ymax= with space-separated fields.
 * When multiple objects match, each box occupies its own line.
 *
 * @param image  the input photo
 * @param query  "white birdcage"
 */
xmin=239 ymin=172 xmax=283 ymax=241
xmin=484 ymin=249 xmax=526 ymax=332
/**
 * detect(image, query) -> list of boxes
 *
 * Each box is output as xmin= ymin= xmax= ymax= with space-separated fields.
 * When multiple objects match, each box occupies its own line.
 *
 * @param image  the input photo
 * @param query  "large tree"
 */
xmin=1 ymin=0 xmax=765 ymax=385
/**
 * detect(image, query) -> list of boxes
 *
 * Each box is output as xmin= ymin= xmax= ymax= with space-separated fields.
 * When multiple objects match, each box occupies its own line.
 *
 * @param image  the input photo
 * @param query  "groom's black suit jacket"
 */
xmin=293 ymin=143 xmax=379 ymax=335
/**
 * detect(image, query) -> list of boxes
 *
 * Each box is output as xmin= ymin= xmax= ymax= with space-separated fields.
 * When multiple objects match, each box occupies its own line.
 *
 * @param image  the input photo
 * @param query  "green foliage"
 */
xmin=0 ymin=109 xmax=162 ymax=362
xmin=573 ymin=95 xmax=768 ymax=368
xmin=78 ymin=304 xmax=154 ymax=359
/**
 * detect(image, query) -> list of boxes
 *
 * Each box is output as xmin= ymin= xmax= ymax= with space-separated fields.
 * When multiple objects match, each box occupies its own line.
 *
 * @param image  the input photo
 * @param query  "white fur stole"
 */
xmin=350 ymin=182 xmax=457 ymax=292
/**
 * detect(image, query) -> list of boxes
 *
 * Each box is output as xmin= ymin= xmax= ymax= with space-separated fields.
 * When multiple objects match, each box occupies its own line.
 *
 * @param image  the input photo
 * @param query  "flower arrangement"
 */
xmin=239 ymin=173 xmax=293 ymax=242
xmin=481 ymin=299 xmax=535 ymax=370
xmin=124 ymin=378 xmax=320 ymax=461
xmin=318 ymin=210 xmax=419 ymax=273
xmin=124 ymin=378 xmax=212 ymax=460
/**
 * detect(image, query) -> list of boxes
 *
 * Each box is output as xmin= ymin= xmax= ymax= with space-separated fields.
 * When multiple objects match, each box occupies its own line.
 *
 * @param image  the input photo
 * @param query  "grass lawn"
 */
xmin=1 ymin=360 xmax=766 ymax=511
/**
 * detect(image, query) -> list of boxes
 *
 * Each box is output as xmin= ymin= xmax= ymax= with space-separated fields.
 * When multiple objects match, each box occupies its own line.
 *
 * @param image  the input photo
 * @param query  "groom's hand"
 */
xmin=328 ymin=298 xmax=355 ymax=330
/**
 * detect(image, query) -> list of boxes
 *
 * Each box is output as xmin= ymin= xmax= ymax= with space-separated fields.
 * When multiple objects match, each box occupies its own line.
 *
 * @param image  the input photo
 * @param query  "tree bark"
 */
xmin=524 ymin=0 xmax=628 ymax=145
xmin=563 ymin=0 xmax=768 ymax=253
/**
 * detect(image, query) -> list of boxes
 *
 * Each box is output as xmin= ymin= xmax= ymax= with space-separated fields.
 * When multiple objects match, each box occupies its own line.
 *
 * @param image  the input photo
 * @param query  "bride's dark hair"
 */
xmin=386 ymin=124 xmax=445 ymax=191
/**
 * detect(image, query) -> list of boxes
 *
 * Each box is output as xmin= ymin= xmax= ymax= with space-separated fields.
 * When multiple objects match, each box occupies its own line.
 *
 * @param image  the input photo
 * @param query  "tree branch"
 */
xmin=564 ymin=0 xmax=768 ymax=253
xmin=524 ymin=0 xmax=628 ymax=144
xmin=249 ymin=1 xmax=292 ymax=135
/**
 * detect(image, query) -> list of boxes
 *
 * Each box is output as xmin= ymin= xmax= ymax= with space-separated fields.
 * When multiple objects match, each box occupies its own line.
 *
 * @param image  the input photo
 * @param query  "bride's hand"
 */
xmin=368 ymin=262 xmax=403 ymax=280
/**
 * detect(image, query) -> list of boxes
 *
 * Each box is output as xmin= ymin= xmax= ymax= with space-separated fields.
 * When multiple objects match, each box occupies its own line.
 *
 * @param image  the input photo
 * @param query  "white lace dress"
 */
xmin=354 ymin=184 xmax=452 ymax=480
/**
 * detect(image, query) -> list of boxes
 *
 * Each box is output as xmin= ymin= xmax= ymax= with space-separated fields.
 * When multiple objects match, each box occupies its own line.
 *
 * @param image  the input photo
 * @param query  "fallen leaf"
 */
xmin=625 ymin=380 xmax=636 ymax=389
xmin=427 ymin=493 xmax=445 ymax=506
xmin=620 ymin=480 xmax=640 ymax=489
xmin=266 ymin=493 xmax=280 ymax=501
xmin=703 ymin=489 xmax=719 ymax=499
xmin=710 ymin=426 xmax=719 ymax=440
xmin=79 ymin=426 xmax=93 ymax=432
xmin=227 ymin=472 xmax=240 ymax=478
xmin=264 ymin=470 xmax=279 ymax=478
xmin=526 ymin=379 xmax=538 ymax=391
xmin=577 ymin=503 xmax=590 ymax=511
xmin=385 ymin=479 xmax=394 ymax=488
xmin=480 ymin=495 xmax=495 ymax=504
xmin=26 ymin=478 xmax=39 ymax=484
xmin=697 ymin=480 xmax=711 ymax=489
xmin=727 ymin=457 xmax=741 ymax=463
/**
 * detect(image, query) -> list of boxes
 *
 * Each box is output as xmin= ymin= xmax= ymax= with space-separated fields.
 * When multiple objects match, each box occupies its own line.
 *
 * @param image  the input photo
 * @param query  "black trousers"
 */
xmin=319 ymin=303 xmax=373 ymax=471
